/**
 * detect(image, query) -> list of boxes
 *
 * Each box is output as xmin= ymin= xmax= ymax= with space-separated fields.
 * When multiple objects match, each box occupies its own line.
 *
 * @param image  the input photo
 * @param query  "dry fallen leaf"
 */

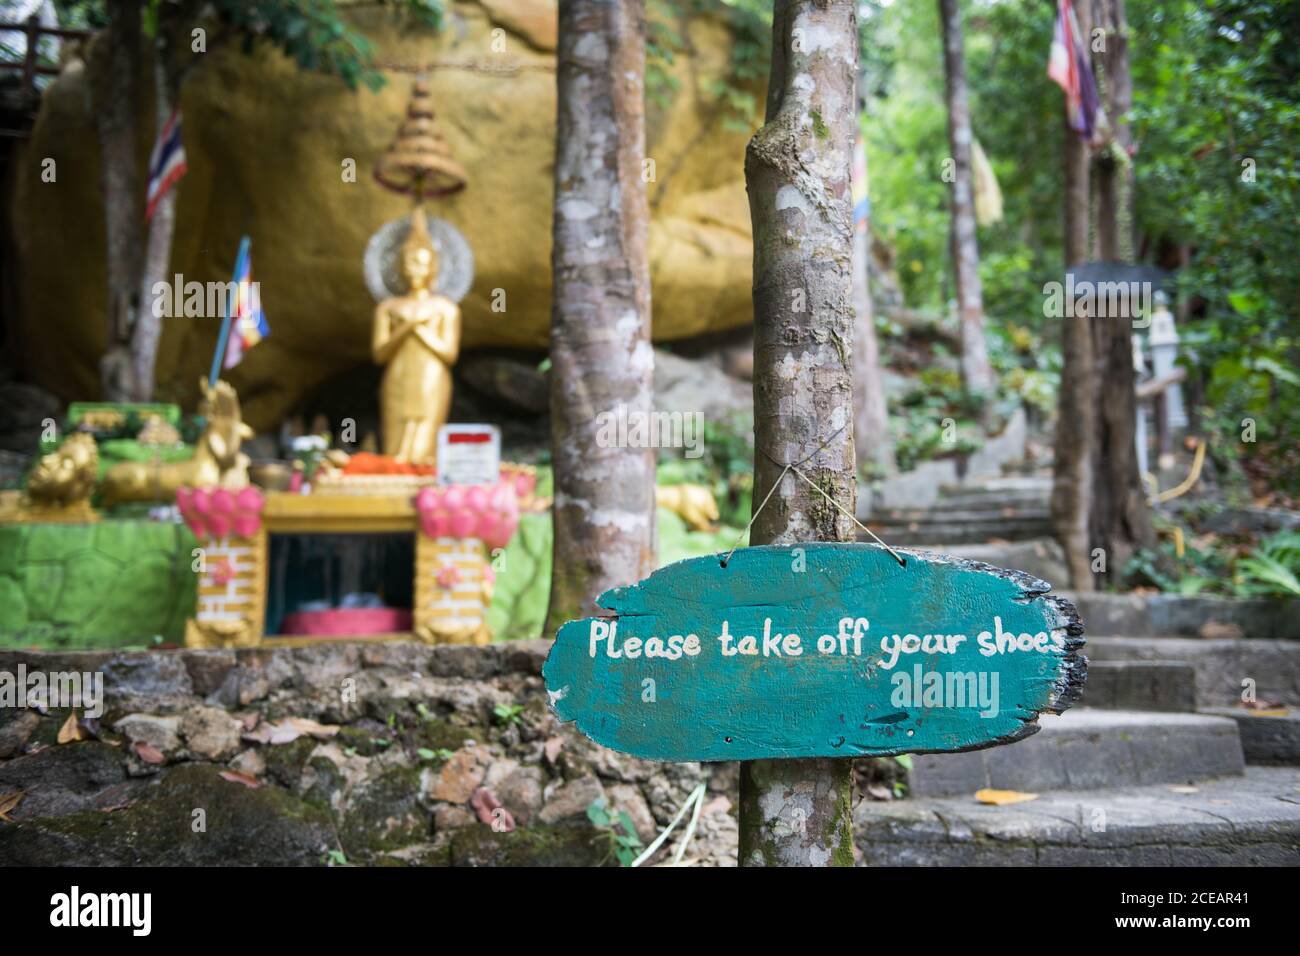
xmin=975 ymin=788 xmax=1039 ymax=806
xmin=133 ymin=741 xmax=166 ymax=765
xmin=57 ymin=711 xmax=85 ymax=744
xmin=0 ymin=789 xmax=25 ymax=821
xmin=543 ymin=736 xmax=564 ymax=764
xmin=242 ymin=716 xmax=340 ymax=746
xmin=99 ymin=801 xmax=136 ymax=814
xmin=219 ymin=769 xmax=264 ymax=789
xmin=1168 ymin=785 xmax=1199 ymax=794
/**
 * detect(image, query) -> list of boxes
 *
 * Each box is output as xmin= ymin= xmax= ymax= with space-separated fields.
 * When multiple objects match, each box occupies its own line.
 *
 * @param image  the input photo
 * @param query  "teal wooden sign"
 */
xmin=543 ymin=544 xmax=1085 ymax=762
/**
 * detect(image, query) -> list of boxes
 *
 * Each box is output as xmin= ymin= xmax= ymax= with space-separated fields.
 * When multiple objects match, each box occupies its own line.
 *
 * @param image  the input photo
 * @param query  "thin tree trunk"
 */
xmin=852 ymin=150 xmax=894 ymax=478
xmin=853 ymin=225 xmax=893 ymax=477
xmin=132 ymin=41 xmax=178 ymax=402
xmin=1089 ymin=0 xmax=1151 ymax=577
xmin=94 ymin=0 xmax=143 ymax=402
xmin=544 ymin=0 xmax=656 ymax=631
xmin=1051 ymin=0 xmax=1097 ymax=590
xmin=738 ymin=0 xmax=858 ymax=868
xmin=938 ymin=0 xmax=995 ymax=397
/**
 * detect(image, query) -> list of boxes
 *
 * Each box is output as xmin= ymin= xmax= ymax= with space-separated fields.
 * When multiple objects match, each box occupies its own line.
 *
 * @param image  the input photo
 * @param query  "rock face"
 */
xmin=0 ymin=641 xmax=736 ymax=866
xmin=6 ymin=1 xmax=757 ymax=430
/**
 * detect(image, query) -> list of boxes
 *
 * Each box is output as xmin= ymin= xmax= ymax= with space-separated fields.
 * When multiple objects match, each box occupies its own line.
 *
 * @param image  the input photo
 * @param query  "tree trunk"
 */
xmin=738 ymin=0 xmax=858 ymax=868
xmin=938 ymin=0 xmax=995 ymax=397
xmin=94 ymin=0 xmax=143 ymax=402
xmin=852 ymin=150 xmax=894 ymax=478
xmin=544 ymin=0 xmax=656 ymax=632
xmin=132 ymin=41 xmax=178 ymax=402
xmin=1051 ymin=0 xmax=1097 ymax=590
xmin=1089 ymin=0 xmax=1152 ymax=578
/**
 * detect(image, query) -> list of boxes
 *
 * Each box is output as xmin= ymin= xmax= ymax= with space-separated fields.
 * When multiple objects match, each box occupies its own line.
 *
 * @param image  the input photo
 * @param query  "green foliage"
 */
xmin=889 ymin=357 xmax=986 ymax=472
xmin=56 ymin=0 xmax=444 ymax=91
xmin=586 ymin=797 xmax=643 ymax=867
xmin=1235 ymin=531 xmax=1300 ymax=597
xmin=1126 ymin=524 xmax=1300 ymax=599
xmin=203 ymin=0 xmax=442 ymax=91
xmin=1131 ymin=0 xmax=1300 ymax=487
xmin=492 ymin=703 xmax=525 ymax=726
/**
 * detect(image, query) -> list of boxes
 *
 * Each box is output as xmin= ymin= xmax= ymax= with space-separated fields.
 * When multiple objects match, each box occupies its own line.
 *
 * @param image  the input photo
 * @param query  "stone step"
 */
xmin=1087 ymin=636 xmax=1300 ymax=708
xmin=912 ymin=539 xmax=1068 ymax=587
xmin=1202 ymin=707 xmax=1300 ymax=766
xmin=863 ymin=518 xmax=1053 ymax=546
xmin=1062 ymin=591 xmax=1300 ymax=640
xmin=1081 ymin=661 xmax=1197 ymax=712
xmin=909 ymin=709 xmax=1244 ymax=797
xmin=937 ymin=476 xmax=1052 ymax=504
xmin=856 ymin=766 xmax=1300 ymax=865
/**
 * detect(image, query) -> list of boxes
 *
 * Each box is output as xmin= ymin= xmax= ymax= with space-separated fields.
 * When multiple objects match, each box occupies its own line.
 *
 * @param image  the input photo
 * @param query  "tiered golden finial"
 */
xmin=374 ymin=76 xmax=467 ymax=199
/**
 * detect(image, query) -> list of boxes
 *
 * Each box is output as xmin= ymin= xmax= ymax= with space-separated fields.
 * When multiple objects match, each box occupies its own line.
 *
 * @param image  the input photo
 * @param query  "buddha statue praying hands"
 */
xmin=372 ymin=207 xmax=461 ymax=463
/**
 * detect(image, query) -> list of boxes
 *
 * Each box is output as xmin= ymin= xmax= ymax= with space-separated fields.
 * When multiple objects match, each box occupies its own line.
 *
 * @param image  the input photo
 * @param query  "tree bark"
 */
xmin=94 ymin=0 xmax=143 ymax=402
xmin=938 ymin=0 xmax=995 ymax=397
xmin=738 ymin=0 xmax=858 ymax=868
xmin=1051 ymin=0 xmax=1097 ymax=590
xmin=1089 ymin=0 xmax=1152 ymax=577
xmin=132 ymin=40 xmax=178 ymax=402
xmin=544 ymin=0 xmax=656 ymax=632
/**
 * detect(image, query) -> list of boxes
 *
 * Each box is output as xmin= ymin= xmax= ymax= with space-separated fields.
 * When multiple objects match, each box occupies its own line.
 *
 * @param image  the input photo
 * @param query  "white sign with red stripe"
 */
xmin=437 ymin=424 xmax=501 ymax=486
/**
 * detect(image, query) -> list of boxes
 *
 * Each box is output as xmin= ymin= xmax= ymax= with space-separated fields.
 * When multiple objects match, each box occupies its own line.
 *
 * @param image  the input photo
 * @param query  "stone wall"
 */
xmin=0 ymin=641 xmax=740 ymax=866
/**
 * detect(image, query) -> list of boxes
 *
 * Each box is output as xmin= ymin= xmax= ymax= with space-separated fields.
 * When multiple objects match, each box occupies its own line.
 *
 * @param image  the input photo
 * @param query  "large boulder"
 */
xmin=6 ymin=0 xmax=757 ymax=430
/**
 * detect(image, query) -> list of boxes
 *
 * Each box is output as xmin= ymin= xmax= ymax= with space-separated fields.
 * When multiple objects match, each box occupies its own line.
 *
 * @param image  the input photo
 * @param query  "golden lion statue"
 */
xmin=656 ymin=483 xmax=720 ymax=532
xmin=101 ymin=379 xmax=252 ymax=506
xmin=28 ymin=432 xmax=100 ymax=508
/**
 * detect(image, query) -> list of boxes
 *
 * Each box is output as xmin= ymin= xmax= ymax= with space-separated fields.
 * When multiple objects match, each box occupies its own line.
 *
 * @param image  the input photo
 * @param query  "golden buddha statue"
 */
xmin=372 ymin=207 xmax=461 ymax=463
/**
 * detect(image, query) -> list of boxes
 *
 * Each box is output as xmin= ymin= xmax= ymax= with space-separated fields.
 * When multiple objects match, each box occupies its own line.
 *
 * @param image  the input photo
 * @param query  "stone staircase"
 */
xmin=864 ymin=476 xmax=1053 ymax=547
xmin=858 ymin=592 xmax=1300 ymax=866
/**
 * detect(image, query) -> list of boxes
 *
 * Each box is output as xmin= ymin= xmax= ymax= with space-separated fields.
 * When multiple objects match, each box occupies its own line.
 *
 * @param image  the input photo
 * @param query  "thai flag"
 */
xmin=145 ymin=110 xmax=187 ymax=221
xmin=1047 ymin=0 xmax=1100 ymax=140
xmin=223 ymin=240 xmax=270 ymax=369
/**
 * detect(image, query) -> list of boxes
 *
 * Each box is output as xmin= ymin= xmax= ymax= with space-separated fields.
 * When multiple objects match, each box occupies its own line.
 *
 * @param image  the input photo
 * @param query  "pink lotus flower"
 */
xmin=190 ymin=488 xmax=212 ymax=516
xmin=185 ymin=517 xmax=207 ymax=540
xmin=465 ymin=485 xmax=489 ymax=512
xmin=207 ymin=514 xmax=231 ymax=539
xmin=236 ymin=486 xmax=264 ymax=512
xmin=233 ymin=513 xmax=261 ymax=538
xmin=442 ymin=486 xmax=466 ymax=511
xmin=437 ymin=565 xmax=462 ymax=589
xmin=449 ymin=508 xmax=476 ymax=538
xmin=210 ymin=488 xmax=235 ymax=514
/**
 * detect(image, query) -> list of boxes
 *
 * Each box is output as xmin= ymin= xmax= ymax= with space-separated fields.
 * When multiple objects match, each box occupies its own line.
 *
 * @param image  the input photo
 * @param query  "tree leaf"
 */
xmin=0 ymin=789 xmax=25 ymax=821
xmin=219 ymin=769 xmax=264 ymax=789
xmin=974 ymin=788 xmax=1038 ymax=806
xmin=133 ymin=741 xmax=166 ymax=765
xmin=57 ymin=711 xmax=85 ymax=744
